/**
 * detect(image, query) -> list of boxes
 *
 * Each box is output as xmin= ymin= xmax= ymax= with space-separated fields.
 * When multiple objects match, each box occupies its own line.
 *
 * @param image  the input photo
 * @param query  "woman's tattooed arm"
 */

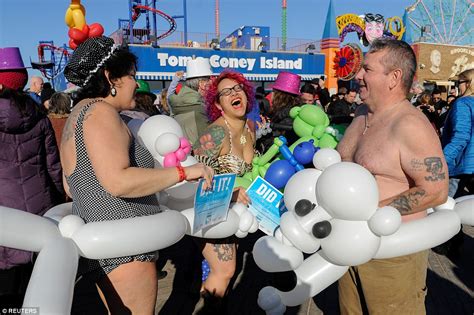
xmin=213 ymin=243 xmax=235 ymax=262
xmin=193 ymin=125 xmax=226 ymax=158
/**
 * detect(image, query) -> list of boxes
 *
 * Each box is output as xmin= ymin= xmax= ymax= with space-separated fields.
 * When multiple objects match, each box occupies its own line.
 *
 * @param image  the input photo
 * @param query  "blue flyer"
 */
xmin=193 ymin=174 xmax=236 ymax=233
xmin=246 ymin=176 xmax=287 ymax=236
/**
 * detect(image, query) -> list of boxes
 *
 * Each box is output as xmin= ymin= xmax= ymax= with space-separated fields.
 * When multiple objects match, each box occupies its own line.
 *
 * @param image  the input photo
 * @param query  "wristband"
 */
xmin=176 ymin=165 xmax=186 ymax=182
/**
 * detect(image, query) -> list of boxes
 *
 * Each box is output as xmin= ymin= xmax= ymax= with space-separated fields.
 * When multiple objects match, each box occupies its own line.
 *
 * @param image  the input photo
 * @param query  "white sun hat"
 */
xmin=185 ymin=57 xmax=213 ymax=79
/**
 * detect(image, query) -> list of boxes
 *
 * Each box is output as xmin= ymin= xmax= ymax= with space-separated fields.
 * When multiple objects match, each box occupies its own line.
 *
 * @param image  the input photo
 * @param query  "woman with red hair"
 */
xmin=193 ymin=70 xmax=256 ymax=310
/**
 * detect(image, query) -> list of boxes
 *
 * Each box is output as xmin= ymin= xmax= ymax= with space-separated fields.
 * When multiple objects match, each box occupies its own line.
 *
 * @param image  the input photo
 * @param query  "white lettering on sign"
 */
xmin=260 ymin=57 xmax=303 ymax=70
xmin=156 ymin=53 xmax=303 ymax=72
xmin=255 ymin=183 xmax=277 ymax=203
xmin=450 ymin=48 xmax=474 ymax=57
xmin=199 ymin=176 xmax=233 ymax=197
xmin=168 ymin=55 xmax=178 ymax=66
xmin=157 ymin=53 xmax=193 ymax=67
xmin=209 ymin=55 xmax=256 ymax=71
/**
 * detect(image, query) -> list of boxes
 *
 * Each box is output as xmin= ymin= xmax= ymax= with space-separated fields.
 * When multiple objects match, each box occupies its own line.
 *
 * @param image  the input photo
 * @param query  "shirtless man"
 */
xmin=336 ymin=39 xmax=448 ymax=315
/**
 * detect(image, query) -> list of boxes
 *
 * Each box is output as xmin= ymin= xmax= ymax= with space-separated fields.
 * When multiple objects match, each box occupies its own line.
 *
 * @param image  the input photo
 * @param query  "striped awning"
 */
xmin=136 ymin=72 xmax=174 ymax=80
xmin=136 ymin=72 xmax=323 ymax=82
xmin=243 ymin=73 xmax=323 ymax=81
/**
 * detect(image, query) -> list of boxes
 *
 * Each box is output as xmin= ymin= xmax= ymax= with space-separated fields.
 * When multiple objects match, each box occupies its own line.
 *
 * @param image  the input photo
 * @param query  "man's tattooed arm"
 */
xmin=383 ymin=156 xmax=447 ymax=214
xmin=388 ymin=189 xmax=426 ymax=214
xmin=193 ymin=125 xmax=226 ymax=158
xmin=409 ymin=157 xmax=446 ymax=182
xmin=423 ymin=157 xmax=446 ymax=181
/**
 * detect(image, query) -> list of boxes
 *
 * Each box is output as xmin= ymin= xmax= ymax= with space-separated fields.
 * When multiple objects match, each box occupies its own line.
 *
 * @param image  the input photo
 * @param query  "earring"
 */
xmin=111 ymin=86 xmax=117 ymax=97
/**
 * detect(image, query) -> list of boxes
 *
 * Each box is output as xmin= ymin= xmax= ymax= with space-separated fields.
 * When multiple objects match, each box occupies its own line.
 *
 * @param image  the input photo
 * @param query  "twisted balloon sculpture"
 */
xmin=253 ymin=148 xmax=474 ymax=314
xmin=65 ymin=0 xmax=104 ymax=49
xmin=0 ymin=115 xmax=258 ymax=314
xmin=237 ymin=105 xmax=339 ymax=189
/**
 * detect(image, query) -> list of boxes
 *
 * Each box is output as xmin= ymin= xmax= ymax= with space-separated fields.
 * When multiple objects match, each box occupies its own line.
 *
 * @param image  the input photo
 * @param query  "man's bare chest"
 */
xmin=339 ymin=126 xmax=400 ymax=177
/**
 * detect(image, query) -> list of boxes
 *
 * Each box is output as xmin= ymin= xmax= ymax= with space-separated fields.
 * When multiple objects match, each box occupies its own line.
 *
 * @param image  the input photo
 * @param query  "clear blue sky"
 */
xmin=0 ymin=0 xmax=414 ymax=85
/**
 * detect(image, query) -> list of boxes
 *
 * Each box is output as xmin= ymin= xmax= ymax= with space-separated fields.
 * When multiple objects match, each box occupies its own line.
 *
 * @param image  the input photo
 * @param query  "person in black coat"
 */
xmin=326 ymin=89 xmax=357 ymax=125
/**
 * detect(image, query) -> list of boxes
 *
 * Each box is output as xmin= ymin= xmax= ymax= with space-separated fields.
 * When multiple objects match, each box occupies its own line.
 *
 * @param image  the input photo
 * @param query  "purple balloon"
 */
xmin=265 ymin=160 xmax=296 ymax=189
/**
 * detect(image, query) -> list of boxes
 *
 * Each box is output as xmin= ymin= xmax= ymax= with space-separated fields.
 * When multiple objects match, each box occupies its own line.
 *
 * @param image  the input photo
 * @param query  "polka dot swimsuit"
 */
xmin=66 ymin=100 xmax=161 ymax=279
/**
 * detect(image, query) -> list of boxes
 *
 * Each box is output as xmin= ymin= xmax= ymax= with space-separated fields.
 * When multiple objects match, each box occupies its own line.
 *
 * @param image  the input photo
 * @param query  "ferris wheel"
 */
xmin=405 ymin=0 xmax=473 ymax=45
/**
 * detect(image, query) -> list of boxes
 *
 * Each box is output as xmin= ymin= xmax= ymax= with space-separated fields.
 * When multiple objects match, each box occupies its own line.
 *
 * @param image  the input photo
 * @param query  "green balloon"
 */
xmin=293 ymin=117 xmax=313 ymax=137
xmin=258 ymin=142 xmax=280 ymax=165
xmin=235 ymin=177 xmax=252 ymax=189
xmin=299 ymin=105 xmax=328 ymax=126
xmin=319 ymin=134 xmax=338 ymax=148
xmin=312 ymin=125 xmax=326 ymax=138
xmin=292 ymin=104 xmax=331 ymax=139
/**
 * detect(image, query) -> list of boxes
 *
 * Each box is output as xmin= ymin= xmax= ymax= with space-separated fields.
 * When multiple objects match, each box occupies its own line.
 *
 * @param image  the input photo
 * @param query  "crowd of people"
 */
xmin=0 ymin=35 xmax=472 ymax=314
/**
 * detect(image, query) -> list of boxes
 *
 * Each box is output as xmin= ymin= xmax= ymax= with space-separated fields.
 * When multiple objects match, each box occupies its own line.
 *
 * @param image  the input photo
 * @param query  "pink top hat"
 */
xmin=0 ymin=47 xmax=26 ymax=70
xmin=272 ymin=71 xmax=301 ymax=95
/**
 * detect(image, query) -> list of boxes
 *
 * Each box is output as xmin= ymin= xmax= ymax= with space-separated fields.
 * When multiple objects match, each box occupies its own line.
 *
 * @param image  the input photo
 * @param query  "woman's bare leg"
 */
xmin=201 ymin=242 xmax=236 ymax=297
xmin=97 ymin=261 xmax=157 ymax=315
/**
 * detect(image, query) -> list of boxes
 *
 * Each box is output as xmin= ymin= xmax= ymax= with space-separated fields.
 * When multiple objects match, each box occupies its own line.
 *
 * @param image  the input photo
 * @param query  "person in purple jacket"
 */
xmin=0 ymin=47 xmax=64 ymax=307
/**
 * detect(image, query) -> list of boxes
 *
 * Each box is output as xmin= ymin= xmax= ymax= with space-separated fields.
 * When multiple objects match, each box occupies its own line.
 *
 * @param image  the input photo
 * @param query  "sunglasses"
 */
xmin=365 ymin=13 xmax=384 ymax=23
xmin=455 ymin=80 xmax=469 ymax=86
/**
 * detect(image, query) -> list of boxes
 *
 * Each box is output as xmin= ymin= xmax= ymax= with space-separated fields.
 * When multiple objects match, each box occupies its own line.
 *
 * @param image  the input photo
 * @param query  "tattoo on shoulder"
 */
xmin=424 ymin=157 xmax=446 ymax=182
xmin=61 ymin=103 xmax=97 ymax=143
xmin=61 ymin=112 xmax=79 ymax=143
xmin=213 ymin=244 xmax=235 ymax=262
xmin=193 ymin=125 xmax=226 ymax=158
xmin=389 ymin=189 xmax=426 ymax=214
xmin=83 ymin=110 xmax=94 ymax=122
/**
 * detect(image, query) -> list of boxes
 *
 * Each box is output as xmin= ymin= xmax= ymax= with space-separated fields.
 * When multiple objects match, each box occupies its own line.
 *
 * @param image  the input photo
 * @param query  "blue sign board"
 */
xmin=193 ymin=174 xmax=236 ymax=233
xmin=129 ymin=45 xmax=325 ymax=81
xmin=246 ymin=176 xmax=287 ymax=236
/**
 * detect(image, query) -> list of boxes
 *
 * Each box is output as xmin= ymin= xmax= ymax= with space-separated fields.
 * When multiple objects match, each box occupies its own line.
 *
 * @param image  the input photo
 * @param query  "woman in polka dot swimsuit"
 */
xmin=63 ymin=37 xmax=214 ymax=314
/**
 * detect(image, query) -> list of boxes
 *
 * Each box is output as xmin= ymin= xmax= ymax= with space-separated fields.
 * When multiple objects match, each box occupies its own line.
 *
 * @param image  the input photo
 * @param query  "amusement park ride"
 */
xmin=405 ymin=0 xmax=473 ymax=45
xmin=32 ymin=0 xmax=183 ymax=90
xmin=125 ymin=0 xmax=178 ymax=45
xmin=30 ymin=42 xmax=72 ymax=90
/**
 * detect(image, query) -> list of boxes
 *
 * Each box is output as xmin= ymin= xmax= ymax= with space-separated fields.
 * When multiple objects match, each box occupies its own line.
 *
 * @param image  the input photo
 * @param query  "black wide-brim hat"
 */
xmin=64 ymin=36 xmax=118 ymax=87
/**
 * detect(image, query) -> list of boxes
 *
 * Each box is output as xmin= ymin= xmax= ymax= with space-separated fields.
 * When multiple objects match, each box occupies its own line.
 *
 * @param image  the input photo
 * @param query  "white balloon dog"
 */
xmin=253 ymin=148 xmax=474 ymax=315
xmin=0 ymin=115 xmax=257 ymax=314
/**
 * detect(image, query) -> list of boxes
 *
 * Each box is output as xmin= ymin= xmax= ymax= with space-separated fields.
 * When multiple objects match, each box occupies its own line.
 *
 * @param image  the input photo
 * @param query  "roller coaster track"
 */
xmin=35 ymin=43 xmax=71 ymax=79
xmin=132 ymin=4 xmax=177 ymax=41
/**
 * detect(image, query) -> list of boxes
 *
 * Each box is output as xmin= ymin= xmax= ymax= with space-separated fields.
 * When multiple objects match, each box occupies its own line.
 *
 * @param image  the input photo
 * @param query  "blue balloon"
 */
xmin=293 ymin=141 xmax=317 ymax=165
xmin=265 ymin=160 xmax=296 ymax=189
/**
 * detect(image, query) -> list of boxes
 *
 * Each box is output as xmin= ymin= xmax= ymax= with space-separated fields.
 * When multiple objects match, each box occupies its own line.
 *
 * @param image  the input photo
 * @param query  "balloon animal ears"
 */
xmin=289 ymin=106 xmax=302 ymax=119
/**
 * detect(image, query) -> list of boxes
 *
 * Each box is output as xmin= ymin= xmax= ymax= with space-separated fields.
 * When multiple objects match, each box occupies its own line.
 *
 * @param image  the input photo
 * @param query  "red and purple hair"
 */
xmin=204 ymin=70 xmax=255 ymax=122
